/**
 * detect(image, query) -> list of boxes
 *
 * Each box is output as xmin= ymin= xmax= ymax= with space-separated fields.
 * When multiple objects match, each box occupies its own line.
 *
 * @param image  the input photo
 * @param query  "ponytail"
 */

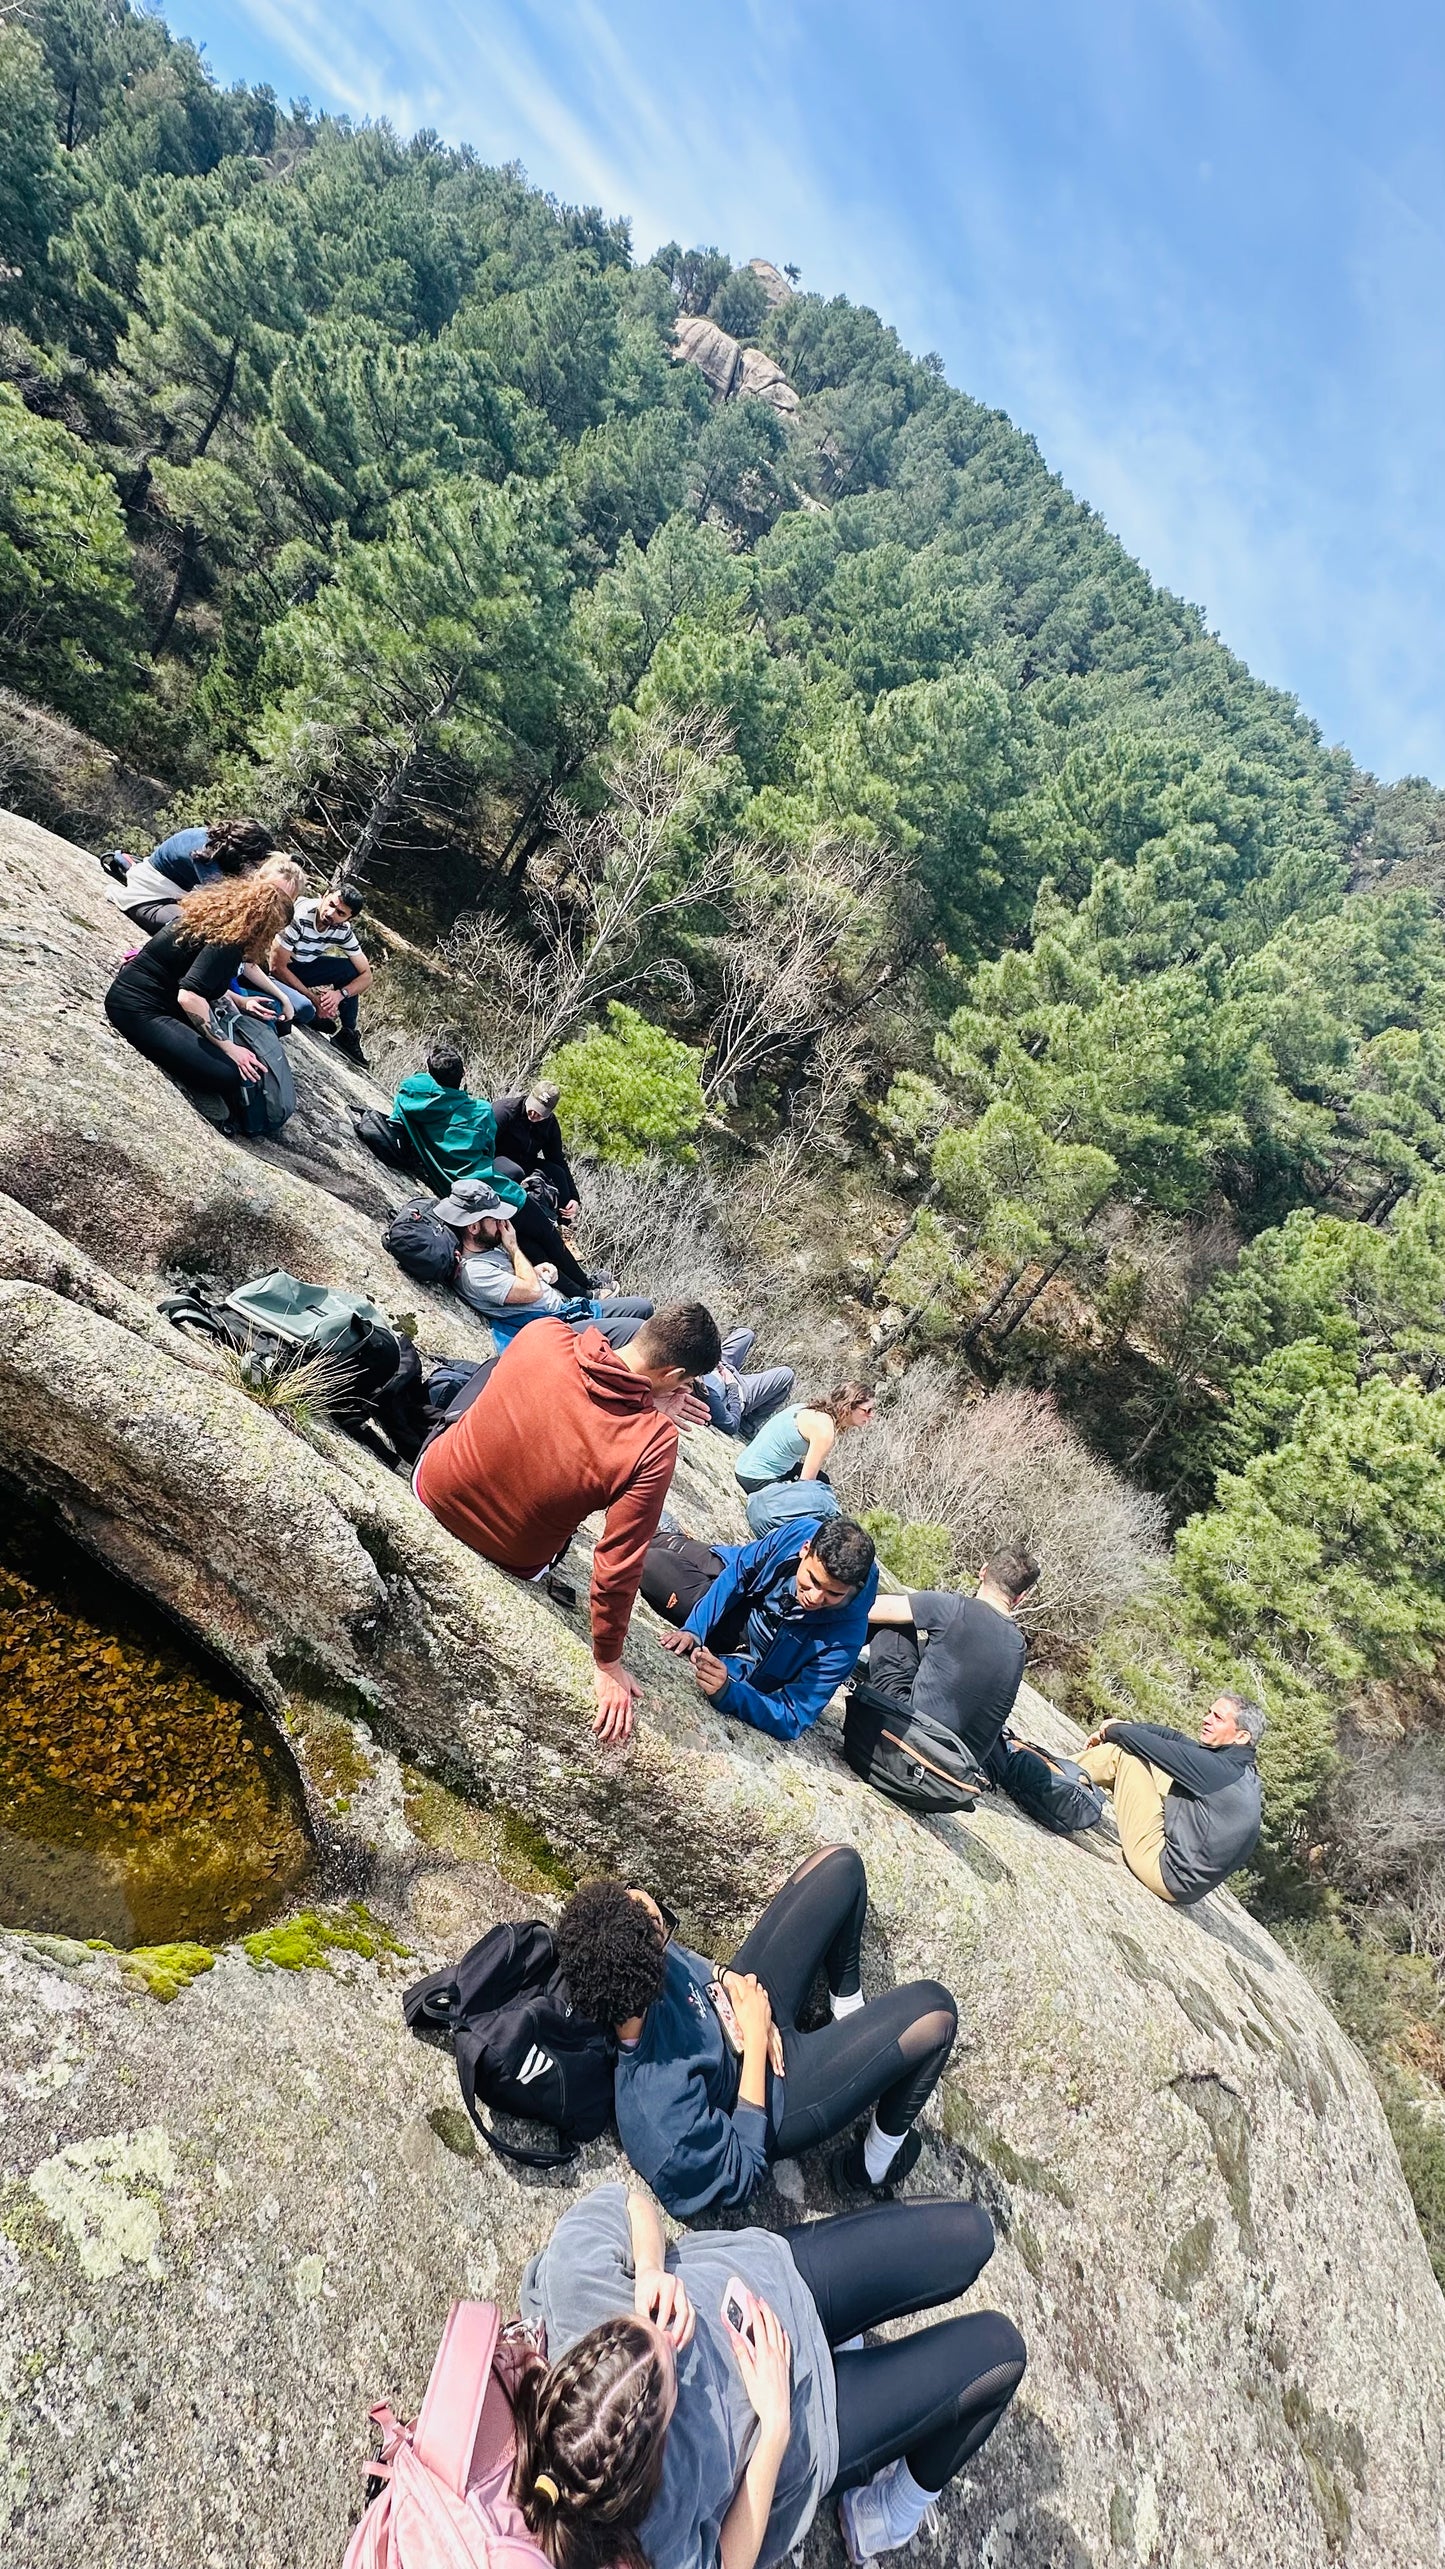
xmin=509 ymin=2319 xmax=670 ymax=2569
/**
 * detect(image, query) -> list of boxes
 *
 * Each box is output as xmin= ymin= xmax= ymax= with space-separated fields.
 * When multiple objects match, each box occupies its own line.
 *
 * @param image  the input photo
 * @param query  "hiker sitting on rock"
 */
xmin=556 ymin=1848 xmax=958 ymax=2217
xmin=1080 ymin=1692 xmax=1267 ymax=1905
xmin=267 ymin=878 xmax=373 ymax=1065
xmin=392 ymin=1046 xmax=598 ymax=1298
xmin=104 ymin=871 xmax=296 ymax=1135
xmin=517 ymin=2177 xmax=1025 ymax=2569
xmin=415 ymin=1301 xmax=719 ymax=1743
xmin=490 ymin=1079 xmax=582 ymax=1222
xmin=104 ymin=817 xmax=276 ymax=934
xmin=698 ymin=1325 xmax=797 ymax=1443
xmin=735 ymin=1384 xmax=874 ymax=1539
xmin=105 ymin=821 xmax=305 ymax=1025
xmin=863 ymin=1547 xmax=1040 ymax=1766
xmin=431 ymin=1179 xmax=656 ymax=1352
xmin=653 ymin=1513 xmax=877 ymax=1742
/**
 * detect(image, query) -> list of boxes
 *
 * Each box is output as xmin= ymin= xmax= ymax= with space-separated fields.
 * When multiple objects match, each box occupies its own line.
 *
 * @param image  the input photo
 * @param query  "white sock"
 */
xmin=877 ymin=2458 xmax=939 ymax=2542
xmin=830 ymin=1986 xmax=865 ymax=2020
xmin=862 ymin=2112 xmax=906 ymax=2185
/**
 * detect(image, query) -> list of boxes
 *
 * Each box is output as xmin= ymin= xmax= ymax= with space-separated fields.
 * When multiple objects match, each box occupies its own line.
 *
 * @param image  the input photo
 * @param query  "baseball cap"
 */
xmin=432 ymin=1179 xmax=508 ymax=1229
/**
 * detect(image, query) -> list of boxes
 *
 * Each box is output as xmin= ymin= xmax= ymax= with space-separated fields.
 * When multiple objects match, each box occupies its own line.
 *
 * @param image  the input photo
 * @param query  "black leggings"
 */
xmin=785 ymin=2200 xmax=1026 ymax=2493
xmin=106 ymin=990 xmax=243 ymax=1107
xmin=730 ymin=1846 xmax=957 ymax=2150
xmin=510 ymin=1196 xmax=592 ymax=1297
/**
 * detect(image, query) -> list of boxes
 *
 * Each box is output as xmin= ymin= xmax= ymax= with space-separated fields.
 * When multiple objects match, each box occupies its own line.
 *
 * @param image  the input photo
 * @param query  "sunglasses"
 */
xmin=654 ymin=1897 xmax=679 ymax=1945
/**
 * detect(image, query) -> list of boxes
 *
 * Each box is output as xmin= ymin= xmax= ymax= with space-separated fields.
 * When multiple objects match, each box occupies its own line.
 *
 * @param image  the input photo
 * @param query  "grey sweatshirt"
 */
xmin=518 ymin=2182 xmax=837 ymax=2569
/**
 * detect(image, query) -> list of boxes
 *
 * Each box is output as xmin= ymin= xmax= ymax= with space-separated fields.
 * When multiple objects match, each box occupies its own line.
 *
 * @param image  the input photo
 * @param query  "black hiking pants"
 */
xmin=729 ymin=1846 xmax=958 ymax=2150
xmin=106 ymin=990 xmax=244 ymax=1110
xmin=784 ymin=2199 xmax=1026 ymax=2492
xmin=510 ymin=1196 xmax=592 ymax=1296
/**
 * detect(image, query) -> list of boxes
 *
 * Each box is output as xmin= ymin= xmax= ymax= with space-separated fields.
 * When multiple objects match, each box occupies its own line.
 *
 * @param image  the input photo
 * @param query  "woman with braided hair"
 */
xmin=517 ymin=2182 xmax=1026 ymax=2569
xmin=508 ymin=2312 xmax=671 ymax=2569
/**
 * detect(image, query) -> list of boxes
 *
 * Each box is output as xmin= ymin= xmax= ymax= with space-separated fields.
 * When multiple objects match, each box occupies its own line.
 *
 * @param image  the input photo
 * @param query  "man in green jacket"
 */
xmin=392 ymin=1043 xmax=598 ymax=1296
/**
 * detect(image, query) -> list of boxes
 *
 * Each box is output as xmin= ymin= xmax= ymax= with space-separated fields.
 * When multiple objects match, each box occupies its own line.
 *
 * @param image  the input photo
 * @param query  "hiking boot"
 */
xmin=333 ymin=1026 xmax=369 ymax=1067
xmin=827 ymin=2125 xmax=923 ymax=2201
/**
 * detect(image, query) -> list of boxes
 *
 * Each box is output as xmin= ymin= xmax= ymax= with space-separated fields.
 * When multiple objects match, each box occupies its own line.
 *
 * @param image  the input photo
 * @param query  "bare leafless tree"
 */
xmin=748 ymin=1021 xmax=868 ymax=1221
xmin=445 ymin=711 xmax=734 ymax=1084
xmin=700 ymin=836 xmax=890 ymax=1109
xmin=839 ymin=1362 xmax=1169 ymax=1653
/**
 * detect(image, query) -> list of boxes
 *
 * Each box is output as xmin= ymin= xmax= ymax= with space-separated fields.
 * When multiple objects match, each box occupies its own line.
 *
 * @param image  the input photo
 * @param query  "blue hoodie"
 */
xmin=614 ymin=1942 xmax=779 ymax=2216
xmin=683 ymin=1513 xmax=877 ymax=1742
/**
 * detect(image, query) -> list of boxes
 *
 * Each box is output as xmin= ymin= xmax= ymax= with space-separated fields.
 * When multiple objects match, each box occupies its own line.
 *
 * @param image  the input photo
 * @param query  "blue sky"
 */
xmin=165 ymin=0 xmax=1445 ymax=785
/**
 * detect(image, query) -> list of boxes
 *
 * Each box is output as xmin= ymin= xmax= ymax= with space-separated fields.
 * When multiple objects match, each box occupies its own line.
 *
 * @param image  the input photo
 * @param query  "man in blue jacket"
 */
xmin=1080 ymin=1692 xmax=1266 ymax=1904
xmin=660 ymin=1513 xmax=877 ymax=1740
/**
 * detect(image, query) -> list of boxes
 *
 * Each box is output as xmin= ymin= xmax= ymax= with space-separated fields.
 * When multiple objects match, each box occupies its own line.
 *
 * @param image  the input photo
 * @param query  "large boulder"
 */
xmin=1 ymin=804 xmax=1443 ymax=2569
xmin=671 ymin=314 xmax=799 ymax=417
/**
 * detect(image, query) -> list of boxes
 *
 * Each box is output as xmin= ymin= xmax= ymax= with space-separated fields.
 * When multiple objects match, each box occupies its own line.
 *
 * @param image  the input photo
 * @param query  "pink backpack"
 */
xmin=343 ymin=2302 xmax=552 ymax=2569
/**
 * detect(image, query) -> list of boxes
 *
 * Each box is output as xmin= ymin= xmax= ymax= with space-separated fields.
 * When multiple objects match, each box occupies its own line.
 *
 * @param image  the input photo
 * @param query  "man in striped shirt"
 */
xmin=269 ymin=880 xmax=373 ymax=1064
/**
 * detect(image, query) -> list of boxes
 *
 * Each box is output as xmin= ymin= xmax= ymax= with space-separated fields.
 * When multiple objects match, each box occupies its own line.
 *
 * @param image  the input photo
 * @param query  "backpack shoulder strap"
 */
xmin=413 ymin=2300 xmax=501 ymax=2496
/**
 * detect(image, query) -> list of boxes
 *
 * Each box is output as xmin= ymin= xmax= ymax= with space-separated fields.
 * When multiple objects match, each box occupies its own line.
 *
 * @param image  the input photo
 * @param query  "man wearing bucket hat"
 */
xmin=1079 ymin=1692 xmax=1267 ymax=1904
xmin=430 ymin=1178 xmax=655 ymax=1350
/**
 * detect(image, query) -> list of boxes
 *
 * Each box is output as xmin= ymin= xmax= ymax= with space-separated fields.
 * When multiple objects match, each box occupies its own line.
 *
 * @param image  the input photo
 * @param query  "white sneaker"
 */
xmin=838 ymin=2462 xmax=939 ymax=2562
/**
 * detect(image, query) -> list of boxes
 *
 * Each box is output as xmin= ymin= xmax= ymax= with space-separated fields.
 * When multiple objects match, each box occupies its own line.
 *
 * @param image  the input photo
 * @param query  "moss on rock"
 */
xmin=242 ymin=1903 xmax=408 ymax=1973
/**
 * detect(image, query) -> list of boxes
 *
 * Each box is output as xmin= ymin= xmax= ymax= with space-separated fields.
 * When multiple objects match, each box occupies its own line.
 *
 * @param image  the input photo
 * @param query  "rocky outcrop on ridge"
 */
xmin=671 ymin=313 xmax=799 ymax=416
xmin=0 ymin=805 xmax=1443 ymax=2569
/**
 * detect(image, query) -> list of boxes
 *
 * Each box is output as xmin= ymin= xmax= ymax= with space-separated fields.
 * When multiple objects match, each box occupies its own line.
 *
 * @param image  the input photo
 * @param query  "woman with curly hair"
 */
xmin=104 ymin=870 xmax=296 ymax=1132
xmin=513 ymin=2180 xmax=1024 ymax=2569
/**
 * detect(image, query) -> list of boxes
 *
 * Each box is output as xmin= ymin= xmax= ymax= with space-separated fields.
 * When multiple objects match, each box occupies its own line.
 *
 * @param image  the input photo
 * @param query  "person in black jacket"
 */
xmin=862 ymin=1547 xmax=1039 ymax=1764
xmin=1080 ymin=1693 xmax=1266 ymax=1904
xmin=490 ymin=1081 xmax=580 ymax=1220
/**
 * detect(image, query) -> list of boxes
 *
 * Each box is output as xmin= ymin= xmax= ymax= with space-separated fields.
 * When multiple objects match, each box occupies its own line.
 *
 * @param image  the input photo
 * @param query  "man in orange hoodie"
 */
xmin=416 ymin=1301 xmax=722 ymax=1742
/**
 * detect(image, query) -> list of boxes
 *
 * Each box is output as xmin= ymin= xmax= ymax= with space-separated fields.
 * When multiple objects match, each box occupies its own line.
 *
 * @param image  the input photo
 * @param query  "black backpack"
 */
xmin=403 ymin=1920 xmax=615 ymax=2168
xmin=384 ymin=1195 xmax=460 ymax=1287
xmin=640 ymin=1530 xmax=726 ymax=1626
xmin=842 ymin=1678 xmax=988 ymax=1816
xmin=355 ymin=1107 xmax=419 ymax=1172
xmin=984 ymin=1731 xmax=1106 ymax=1835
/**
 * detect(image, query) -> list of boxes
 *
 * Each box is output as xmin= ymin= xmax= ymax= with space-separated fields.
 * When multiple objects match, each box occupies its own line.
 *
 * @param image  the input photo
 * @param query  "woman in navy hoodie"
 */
xmin=555 ymin=1847 xmax=958 ymax=2219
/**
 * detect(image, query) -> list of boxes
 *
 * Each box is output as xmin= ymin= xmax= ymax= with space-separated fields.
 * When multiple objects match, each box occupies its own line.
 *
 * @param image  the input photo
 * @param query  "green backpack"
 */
xmin=159 ymin=1270 xmax=405 ymax=1427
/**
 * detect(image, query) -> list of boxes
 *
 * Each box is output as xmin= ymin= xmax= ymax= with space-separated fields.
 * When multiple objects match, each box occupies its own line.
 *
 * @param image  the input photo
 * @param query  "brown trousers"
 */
xmin=1080 ymin=1741 xmax=1176 ymax=1902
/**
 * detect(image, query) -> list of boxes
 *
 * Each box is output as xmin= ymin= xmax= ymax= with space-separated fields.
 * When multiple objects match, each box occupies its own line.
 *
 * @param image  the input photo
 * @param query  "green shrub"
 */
xmin=858 ymin=1509 xmax=953 ymax=1591
xmin=546 ymin=1004 xmax=704 ymax=1166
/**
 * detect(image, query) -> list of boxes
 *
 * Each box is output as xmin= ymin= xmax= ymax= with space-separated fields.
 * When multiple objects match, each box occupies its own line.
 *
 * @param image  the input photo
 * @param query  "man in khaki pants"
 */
xmin=1080 ymin=1693 xmax=1266 ymax=1906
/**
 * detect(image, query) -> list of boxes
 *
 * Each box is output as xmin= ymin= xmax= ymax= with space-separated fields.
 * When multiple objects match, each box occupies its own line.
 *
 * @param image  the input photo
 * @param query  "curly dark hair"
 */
xmin=557 ymin=1880 xmax=667 ymax=2028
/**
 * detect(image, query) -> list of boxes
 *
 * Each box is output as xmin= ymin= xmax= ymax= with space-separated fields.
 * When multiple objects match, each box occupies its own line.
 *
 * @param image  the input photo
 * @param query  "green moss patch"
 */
xmin=243 ymin=1902 xmax=408 ymax=1973
xmin=427 ymin=2105 xmax=477 ymax=2159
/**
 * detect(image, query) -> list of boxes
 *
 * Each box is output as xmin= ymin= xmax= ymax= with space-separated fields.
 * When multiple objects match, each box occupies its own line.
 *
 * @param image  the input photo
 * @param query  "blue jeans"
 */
xmin=703 ymin=1327 xmax=797 ymax=1438
xmin=288 ymin=954 xmax=360 ymax=1030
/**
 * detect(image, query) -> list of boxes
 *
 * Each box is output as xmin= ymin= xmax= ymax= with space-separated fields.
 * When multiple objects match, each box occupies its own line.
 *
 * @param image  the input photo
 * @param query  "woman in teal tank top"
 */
xmin=735 ymin=1382 xmax=874 ymax=1493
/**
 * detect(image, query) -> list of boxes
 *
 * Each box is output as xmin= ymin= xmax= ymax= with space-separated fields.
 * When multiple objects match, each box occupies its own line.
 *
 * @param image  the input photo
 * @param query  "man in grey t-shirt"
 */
xmin=431 ymin=1179 xmax=655 ymax=1349
xmin=863 ymin=1546 xmax=1039 ymax=1763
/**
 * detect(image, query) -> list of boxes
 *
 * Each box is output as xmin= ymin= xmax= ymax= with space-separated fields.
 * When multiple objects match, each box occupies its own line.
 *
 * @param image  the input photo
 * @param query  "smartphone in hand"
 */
xmin=707 ymin=1977 xmax=744 ymax=2056
xmin=722 ymin=2276 xmax=756 ymax=2345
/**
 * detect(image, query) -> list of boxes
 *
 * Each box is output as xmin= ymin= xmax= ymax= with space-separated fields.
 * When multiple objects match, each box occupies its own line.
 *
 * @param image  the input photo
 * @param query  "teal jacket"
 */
xmin=391 ymin=1074 xmax=527 ymax=1206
